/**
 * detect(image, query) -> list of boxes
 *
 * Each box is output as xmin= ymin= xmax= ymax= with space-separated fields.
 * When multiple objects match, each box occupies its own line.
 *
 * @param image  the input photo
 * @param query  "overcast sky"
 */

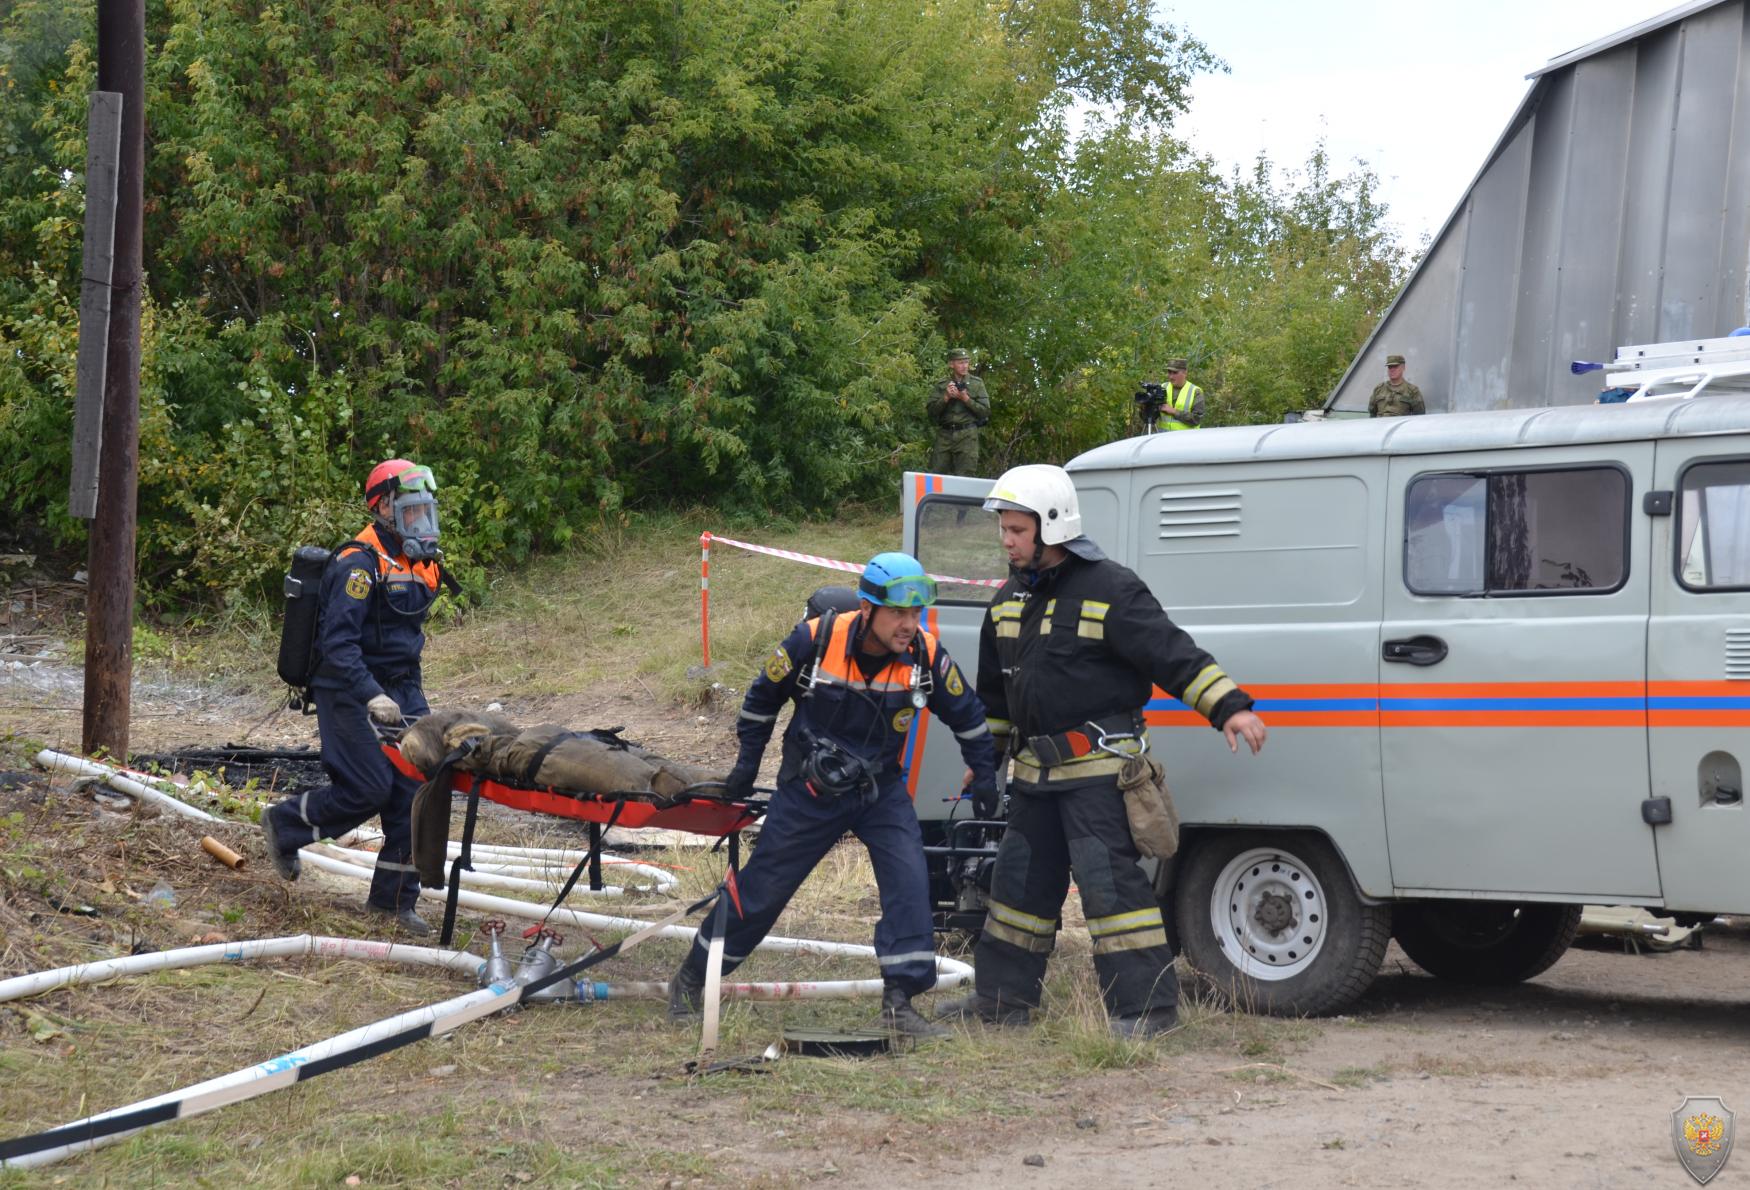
xmin=1167 ymin=0 xmax=1679 ymax=247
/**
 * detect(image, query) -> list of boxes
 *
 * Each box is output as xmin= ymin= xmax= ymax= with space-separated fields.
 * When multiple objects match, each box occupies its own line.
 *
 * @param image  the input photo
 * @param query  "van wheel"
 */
xmin=1392 ymin=902 xmax=1581 ymax=985
xmin=1173 ymin=832 xmax=1389 ymax=1017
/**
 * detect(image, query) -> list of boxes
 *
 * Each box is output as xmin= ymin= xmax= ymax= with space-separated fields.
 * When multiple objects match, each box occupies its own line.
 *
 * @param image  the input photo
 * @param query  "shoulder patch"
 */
xmin=944 ymin=662 xmax=965 ymax=697
xmin=344 ymin=568 xmax=372 ymax=600
xmin=764 ymin=646 xmax=793 ymax=684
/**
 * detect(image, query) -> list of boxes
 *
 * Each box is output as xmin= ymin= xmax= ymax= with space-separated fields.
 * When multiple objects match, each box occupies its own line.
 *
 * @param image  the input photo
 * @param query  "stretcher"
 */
xmin=381 ymin=736 xmax=766 ymax=945
xmin=384 ymin=743 xmax=764 ymax=838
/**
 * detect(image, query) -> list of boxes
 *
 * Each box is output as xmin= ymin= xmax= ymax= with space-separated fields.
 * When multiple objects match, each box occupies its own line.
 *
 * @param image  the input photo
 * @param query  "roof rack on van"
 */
xmin=1604 ymin=334 xmax=1750 ymax=402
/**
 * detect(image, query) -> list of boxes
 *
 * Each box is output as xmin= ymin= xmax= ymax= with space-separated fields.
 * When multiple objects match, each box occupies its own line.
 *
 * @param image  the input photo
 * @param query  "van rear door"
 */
xmin=901 ymin=472 xmax=1007 ymax=820
xmin=1646 ymin=443 xmax=1750 ymax=914
xmin=1380 ymin=447 xmax=1659 ymax=900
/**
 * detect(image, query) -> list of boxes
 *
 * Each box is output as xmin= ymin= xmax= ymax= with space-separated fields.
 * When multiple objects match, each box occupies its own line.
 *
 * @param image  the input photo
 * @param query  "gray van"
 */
xmin=901 ymin=394 xmax=1750 ymax=1014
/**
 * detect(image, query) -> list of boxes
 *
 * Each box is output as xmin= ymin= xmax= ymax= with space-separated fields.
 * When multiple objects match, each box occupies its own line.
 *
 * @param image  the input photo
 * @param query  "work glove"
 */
xmin=367 ymin=693 xmax=402 ymax=725
xmin=721 ymin=761 xmax=758 ymax=802
xmin=969 ymin=776 xmax=1000 ymax=820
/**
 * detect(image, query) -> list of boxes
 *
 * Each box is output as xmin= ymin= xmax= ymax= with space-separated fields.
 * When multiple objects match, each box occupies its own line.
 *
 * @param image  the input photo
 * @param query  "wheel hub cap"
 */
xmin=1210 ymin=847 xmax=1331 ymax=981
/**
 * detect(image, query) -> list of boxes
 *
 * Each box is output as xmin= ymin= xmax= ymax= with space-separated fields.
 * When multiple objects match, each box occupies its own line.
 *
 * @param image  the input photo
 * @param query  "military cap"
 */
xmin=946 ymin=347 xmax=971 ymax=361
xmin=1385 ymin=354 xmax=1405 ymax=367
xmin=1165 ymin=357 xmax=1188 ymax=372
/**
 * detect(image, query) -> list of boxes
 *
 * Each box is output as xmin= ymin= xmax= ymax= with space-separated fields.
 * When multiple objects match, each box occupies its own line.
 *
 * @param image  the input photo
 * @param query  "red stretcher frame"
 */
xmin=383 ymin=743 xmax=762 ymax=838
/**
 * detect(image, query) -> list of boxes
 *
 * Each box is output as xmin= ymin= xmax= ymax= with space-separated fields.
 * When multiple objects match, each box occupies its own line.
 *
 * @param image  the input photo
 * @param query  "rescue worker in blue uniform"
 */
xmin=260 ymin=459 xmax=446 ymax=934
xmin=667 ymin=553 xmax=999 ymax=1037
xmin=940 ymin=464 xmax=1268 ymax=1038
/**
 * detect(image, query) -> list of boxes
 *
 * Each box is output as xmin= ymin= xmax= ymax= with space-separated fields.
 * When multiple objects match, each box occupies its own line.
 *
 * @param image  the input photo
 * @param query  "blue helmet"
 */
xmin=858 ymin=552 xmax=937 ymax=608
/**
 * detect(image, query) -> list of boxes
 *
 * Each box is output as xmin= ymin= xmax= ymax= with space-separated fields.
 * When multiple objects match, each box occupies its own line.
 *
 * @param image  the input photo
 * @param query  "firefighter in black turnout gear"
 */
xmin=261 ymin=459 xmax=447 ymax=935
xmin=667 ymin=553 xmax=998 ymax=1038
xmin=940 ymin=465 xmax=1268 ymax=1038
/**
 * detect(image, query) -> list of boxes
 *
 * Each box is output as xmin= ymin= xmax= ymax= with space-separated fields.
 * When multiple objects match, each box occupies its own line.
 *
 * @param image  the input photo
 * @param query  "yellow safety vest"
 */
xmin=1162 ymin=381 xmax=1201 ymax=432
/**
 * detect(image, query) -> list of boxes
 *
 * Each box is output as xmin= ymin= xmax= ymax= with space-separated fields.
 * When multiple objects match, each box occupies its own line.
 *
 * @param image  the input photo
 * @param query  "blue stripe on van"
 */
xmin=1646 ymin=696 xmax=1750 ymax=709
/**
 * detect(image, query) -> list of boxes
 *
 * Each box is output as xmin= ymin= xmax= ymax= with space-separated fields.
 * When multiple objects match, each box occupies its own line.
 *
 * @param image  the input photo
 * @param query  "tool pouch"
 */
xmin=1117 ymin=753 xmax=1179 ymax=859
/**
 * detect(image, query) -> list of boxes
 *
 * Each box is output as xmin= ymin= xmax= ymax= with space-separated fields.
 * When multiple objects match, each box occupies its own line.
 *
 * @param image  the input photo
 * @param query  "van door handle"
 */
xmin=1383 ymin=635 xmax=1448 ymax=666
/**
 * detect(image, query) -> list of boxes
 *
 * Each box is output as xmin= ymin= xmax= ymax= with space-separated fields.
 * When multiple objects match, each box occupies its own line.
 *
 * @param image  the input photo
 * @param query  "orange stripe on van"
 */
xmin=1649 ymin=711 xmax=1750 ymax=727
xmin=1648 ymin=681 xmax=1750 ymax=697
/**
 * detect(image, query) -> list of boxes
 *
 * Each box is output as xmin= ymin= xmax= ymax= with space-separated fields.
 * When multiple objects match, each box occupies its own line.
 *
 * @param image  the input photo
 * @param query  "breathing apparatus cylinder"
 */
xmin=277 ymin=545 xmax=337 ymax=693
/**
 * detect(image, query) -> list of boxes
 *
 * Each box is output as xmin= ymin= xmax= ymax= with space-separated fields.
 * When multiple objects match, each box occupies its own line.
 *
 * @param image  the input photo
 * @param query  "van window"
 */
xmin=914 ymin=497 xmax=1004 ymax=603
xmin=1405 ymin=467 xmax=1627 ymax=596
xmin=1677 ymin=460 xmax=1750 ymax=590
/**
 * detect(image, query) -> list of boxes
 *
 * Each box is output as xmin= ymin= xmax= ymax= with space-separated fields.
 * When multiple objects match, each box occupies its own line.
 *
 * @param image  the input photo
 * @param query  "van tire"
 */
xmin=1173 ymin=831 xmax=1389 ymax=1017
xmin=1392 ymin=901 xmax=1582 ymax=985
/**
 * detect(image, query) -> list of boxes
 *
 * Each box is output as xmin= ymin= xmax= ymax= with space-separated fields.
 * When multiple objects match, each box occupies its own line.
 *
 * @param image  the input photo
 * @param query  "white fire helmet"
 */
xmin=983 ymin=464 xmax=1082 ymax=546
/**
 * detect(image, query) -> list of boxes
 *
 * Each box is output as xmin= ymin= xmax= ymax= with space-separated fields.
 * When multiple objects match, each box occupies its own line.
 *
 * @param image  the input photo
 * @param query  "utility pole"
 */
xmin=82 ymin=0 xmax=145 ymax=758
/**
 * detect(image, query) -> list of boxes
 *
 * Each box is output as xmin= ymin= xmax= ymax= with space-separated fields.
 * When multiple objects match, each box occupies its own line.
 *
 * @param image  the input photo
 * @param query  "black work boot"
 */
xmin=367 ymin=904 xmax=432 ymax=936
xmin=881 ymin=986 xmax=951 ymax=1039
xmin=933 ymin=990 xmax=1031 ymax=1027
xmin=259 ymin=810 xmax=301 ymax=881
xmin=1108 ymin=1006 xmax=1179 ymax=1040
xmin=668 ymin=960 xmax=706 ymax=1021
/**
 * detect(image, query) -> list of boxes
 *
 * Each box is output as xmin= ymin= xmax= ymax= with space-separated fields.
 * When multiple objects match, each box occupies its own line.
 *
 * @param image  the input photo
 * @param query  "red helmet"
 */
xmin=364 ymin=458 xmax=441 ymax=561
xmin=366 ymin=458 xmax=419 ymax=513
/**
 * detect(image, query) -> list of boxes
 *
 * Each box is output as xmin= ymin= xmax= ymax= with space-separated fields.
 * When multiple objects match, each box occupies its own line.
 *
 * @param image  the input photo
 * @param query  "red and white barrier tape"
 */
xmin=704 ymin=534 xmax=1005 ymax=589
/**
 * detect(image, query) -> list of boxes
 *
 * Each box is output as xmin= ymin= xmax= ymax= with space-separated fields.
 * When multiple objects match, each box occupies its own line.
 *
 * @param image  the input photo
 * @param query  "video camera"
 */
xmin=1133 ymin=381 xmax=1166 ymax=433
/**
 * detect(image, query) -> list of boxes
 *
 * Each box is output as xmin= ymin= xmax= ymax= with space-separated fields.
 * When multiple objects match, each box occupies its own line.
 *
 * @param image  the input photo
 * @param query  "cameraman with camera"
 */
xmin=927 ymin=348 xmax=991 ymax=474
xmin=1135 ymin=357 xmax=1203 ymax=433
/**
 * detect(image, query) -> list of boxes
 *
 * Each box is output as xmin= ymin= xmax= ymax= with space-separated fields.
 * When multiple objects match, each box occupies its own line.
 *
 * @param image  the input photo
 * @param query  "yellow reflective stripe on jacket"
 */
xmin=986 ymin=717 xmax=1013 ymax=738
xmin=1182 ymin=664 xmax=1238 ymax=719
xmin=1039 ymin=598 xmax=1055 ymax=635
xmin=991 ymin=599 xmax=1024 ymax=639
xmin=1077 ymin=598 xmax=1107 ymax=640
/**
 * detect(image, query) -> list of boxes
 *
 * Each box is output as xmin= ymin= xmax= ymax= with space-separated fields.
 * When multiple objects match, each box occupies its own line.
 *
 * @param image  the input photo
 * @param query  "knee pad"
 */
xmin=1068 ymin=835 xmax=1120 ymax=918
xmin=990 ymin=830 xmax=1034 ymax=909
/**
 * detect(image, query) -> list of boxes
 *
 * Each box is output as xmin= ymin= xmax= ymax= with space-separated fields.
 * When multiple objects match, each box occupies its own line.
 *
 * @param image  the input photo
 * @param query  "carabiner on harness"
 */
xmin=1087 ymin=720 xmax=1143 ymax=760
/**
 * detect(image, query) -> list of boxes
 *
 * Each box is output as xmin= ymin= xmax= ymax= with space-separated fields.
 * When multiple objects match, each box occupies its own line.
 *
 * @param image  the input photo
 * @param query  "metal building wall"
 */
xmin=1328 ymin=0 xmax=1750 ymax=413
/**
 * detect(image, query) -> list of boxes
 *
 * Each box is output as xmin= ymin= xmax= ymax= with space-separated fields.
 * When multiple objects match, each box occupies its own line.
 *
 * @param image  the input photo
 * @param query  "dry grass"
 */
xmin=0 ymin=761 xmax=1327 ymax=1187
xmin=0 ymin=517 xmax=1337 ymax=1186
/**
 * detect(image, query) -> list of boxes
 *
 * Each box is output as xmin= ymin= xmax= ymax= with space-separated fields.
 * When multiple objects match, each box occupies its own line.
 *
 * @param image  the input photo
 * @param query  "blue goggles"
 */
xmin=859 ymin=571 xmax=938 ymax=608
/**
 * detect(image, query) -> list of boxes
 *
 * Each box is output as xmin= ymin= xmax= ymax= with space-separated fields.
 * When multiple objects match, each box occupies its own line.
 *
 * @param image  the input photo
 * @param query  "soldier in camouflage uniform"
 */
xmin=1369 ymin=354 xmax=1425 ymax=418
xmin=927 ymin=348 xmax=991 ymax=474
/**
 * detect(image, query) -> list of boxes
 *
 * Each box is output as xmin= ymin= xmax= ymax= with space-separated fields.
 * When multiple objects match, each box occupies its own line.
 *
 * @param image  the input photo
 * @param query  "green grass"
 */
xmin=422 ymin=506 xmax=900 ymax=702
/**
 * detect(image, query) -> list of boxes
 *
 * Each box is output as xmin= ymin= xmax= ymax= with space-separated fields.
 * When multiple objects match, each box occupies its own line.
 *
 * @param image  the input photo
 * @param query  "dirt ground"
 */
xmin=4 ymin=656 xmax=1749 ymax=1188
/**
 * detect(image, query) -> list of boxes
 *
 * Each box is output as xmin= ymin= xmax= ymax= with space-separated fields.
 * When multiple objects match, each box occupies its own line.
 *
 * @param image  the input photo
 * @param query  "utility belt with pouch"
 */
xmin=1012 ymin=711 xmax=1146 ymax=784
xmin=1117 ymin=752 xmax=1179 ymax=859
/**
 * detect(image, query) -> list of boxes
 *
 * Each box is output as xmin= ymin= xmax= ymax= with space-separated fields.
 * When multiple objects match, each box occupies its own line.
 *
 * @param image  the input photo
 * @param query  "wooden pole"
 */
xmin=69 ymin=91 xmax=122 ymax=519
xmin=82 ymin=0 xmax=145 ymax=759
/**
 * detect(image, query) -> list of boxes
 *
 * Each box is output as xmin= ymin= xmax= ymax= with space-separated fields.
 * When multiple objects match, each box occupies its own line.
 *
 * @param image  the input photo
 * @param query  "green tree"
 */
xmin=0 ymin=0 xmax=1406 ymax=608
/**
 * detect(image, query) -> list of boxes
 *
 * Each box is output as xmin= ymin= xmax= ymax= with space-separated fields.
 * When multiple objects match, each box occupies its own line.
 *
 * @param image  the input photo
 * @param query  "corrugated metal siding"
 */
xmin=1328 ymin=0 xmax=1750 ymax=413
